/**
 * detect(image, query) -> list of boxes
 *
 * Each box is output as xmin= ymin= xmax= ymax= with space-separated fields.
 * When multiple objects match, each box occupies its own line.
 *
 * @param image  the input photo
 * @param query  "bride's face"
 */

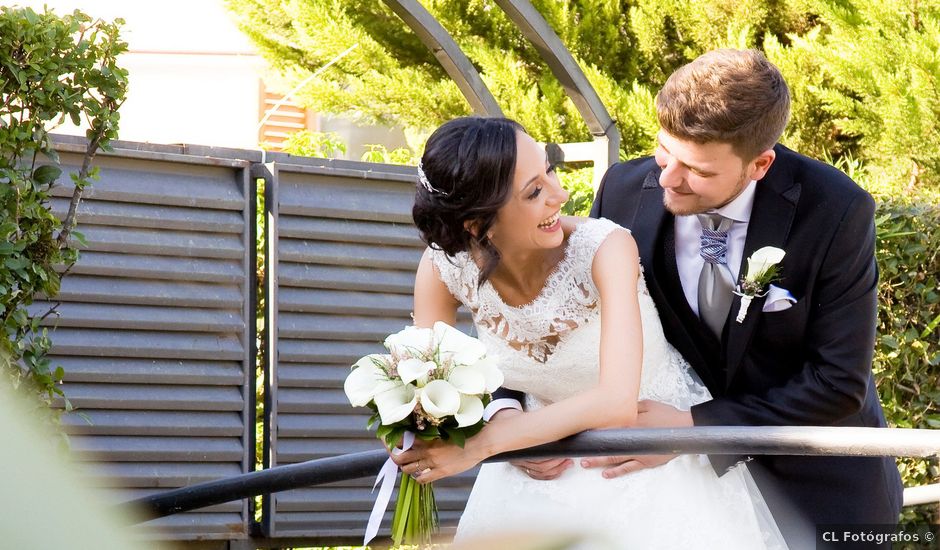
xmin=488 ymin=132 xmax=569 ymax=253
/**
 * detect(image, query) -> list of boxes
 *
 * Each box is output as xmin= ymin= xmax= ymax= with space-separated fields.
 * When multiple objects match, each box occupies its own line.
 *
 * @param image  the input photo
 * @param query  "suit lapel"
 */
xmin=632 ymin=171 xmax=666 ymax=269
xmin=724 ymin=152 xmax=801 ymax=387
xmin=633 ymin=170 xmax=718 ymax=390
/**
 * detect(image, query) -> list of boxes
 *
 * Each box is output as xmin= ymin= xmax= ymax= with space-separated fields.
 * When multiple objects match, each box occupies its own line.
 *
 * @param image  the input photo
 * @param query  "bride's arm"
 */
xmin=401 ymin=230 xmax=644 ymax=482
xmin=413 ymin=249 xmax=461 ymax=327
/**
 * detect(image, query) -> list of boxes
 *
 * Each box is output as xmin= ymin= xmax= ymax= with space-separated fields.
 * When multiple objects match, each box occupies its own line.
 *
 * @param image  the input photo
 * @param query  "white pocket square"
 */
xmin=763 ymin=284 xmax=797 ymax=313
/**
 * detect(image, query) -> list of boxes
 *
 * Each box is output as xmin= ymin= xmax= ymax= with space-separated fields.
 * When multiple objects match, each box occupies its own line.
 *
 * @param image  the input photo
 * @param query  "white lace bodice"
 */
xmin=428 ymin=217 xmax=710 ymax=409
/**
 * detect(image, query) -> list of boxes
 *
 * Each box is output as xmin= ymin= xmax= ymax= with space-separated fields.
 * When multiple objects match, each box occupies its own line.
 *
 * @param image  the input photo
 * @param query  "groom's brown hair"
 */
xmin=656 ymin=48 xmax=790 ymax=161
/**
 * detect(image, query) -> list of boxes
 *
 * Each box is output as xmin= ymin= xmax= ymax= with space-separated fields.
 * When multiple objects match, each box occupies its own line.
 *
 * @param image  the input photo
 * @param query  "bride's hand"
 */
xmin=394 ymin=438 xmax=488 ymax=484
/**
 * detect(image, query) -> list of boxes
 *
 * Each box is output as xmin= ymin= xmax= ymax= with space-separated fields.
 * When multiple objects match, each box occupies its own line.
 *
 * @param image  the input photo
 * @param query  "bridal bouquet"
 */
xmin=344 ymin=321 xmax=503 ymax=547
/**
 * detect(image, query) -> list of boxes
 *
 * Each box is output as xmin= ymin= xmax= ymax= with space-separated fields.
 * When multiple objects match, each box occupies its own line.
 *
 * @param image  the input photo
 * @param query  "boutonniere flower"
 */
xmin=733 ymin=246 xmax=785 ymax=323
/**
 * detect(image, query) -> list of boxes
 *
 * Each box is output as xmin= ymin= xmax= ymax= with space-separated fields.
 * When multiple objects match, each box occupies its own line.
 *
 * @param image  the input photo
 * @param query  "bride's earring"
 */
xmin=464 ymin=219 xmax=484 ymax=239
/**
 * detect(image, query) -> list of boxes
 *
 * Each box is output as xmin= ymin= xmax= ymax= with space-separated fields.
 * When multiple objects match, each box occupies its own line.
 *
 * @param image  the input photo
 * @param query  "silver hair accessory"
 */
xmin=417 ymin=161 xmax=449 ymax=196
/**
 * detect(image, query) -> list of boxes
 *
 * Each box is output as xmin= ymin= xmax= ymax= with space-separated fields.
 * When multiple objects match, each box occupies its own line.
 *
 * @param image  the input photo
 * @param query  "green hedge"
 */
xmin=874 ymin=200 xmax=940 ymax=523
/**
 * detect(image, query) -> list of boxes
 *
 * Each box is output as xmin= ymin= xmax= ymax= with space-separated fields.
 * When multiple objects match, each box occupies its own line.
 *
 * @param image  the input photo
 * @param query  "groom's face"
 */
xmin=654 ymin=130 xmax=772 ymax=215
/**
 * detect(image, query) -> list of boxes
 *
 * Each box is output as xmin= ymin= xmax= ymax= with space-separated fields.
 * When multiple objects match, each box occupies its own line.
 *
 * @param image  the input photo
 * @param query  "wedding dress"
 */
xmin=428 ymin=218 xmax=787 ymax=550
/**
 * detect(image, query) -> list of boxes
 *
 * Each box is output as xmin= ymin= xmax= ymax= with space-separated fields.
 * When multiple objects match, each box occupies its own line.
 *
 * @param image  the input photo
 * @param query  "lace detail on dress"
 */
xmin=429 ymin=218 xmax=621 ymax=365
xmin=429 ymin=218 xmax=711 ymax=409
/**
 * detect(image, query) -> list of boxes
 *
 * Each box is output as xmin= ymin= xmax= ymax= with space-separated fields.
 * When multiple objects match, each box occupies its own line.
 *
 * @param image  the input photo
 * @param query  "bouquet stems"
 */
xmin=390 ymin=473 xmax=438 ymax=547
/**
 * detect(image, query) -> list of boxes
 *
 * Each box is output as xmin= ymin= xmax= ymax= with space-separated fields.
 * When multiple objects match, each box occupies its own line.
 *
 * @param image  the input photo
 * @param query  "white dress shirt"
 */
xmin=674 ymin=180 xmax=757 ymax=317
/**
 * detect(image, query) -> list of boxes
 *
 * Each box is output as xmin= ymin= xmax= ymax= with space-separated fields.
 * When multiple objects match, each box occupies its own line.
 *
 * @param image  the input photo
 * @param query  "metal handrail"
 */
xmin=121 ymin=426 xmax=940 ymax=523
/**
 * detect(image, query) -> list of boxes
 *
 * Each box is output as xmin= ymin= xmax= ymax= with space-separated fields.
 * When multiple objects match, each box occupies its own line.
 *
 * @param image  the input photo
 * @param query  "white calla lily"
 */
xmin=419 ymin=379 xmax=462 ymax=419
xmin=343 ymin=355 xmax=395 ymax=407
xmin=384 ymin=325 xmax=433 ymax=358
xmin=455 ymin=394 xmax=484 ymax=427
xmin=469 ymin=357 xmax=504 ymax=393
xmin=447 ymin=365 xmax=486 ymax=395
xmin=373 ymin=383 xmax=417 ymax=425
xmin=745 ymin=246 xmax=786 ymax=281
xmin=433 ymin=321 xmax=487 ymax=365
xmin=398 ymin=358 xmax=436 ymax=386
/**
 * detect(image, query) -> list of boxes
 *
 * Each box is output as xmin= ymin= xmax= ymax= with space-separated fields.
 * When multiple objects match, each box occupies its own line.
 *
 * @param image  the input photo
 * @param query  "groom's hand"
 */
xmin=510 ymin=457 xmax=574 ymax=480
xmin=582 ymin=400 xmax=693 ymax=478
xmin=580 ymin=454 xmax=675 ymax=478
xmin=490 ymin=407 xmax=574 ymax=480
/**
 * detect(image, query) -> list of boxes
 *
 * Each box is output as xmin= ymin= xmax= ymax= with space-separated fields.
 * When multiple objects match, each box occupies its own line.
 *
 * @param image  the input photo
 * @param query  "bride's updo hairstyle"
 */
xmin=413 ymin=116 xmax=524 ymax=287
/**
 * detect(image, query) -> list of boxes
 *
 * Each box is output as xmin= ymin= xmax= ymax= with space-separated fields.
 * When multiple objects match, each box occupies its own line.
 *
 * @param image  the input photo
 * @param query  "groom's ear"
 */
xmin=748 ymin=149 xmax=777 ymax=181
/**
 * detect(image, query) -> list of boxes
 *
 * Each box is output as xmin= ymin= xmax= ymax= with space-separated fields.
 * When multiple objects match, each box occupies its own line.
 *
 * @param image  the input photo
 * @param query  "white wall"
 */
xmin=19 ymin=0 xmax=267 ymax=149
xmin=18 ymin=0 xmax=412 ymax=157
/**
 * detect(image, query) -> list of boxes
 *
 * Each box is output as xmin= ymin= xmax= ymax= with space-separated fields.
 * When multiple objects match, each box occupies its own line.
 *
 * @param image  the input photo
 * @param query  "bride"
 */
xmin=394 ymin=116 xmax=786 ymax=549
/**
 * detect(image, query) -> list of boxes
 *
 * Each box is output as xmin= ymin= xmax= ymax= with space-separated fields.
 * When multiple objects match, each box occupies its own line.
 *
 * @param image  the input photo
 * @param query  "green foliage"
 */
xmin=278 ymin=130 xmax=346 ymax=158
xmin=229 ymin=0 xmax=940 ymax=195
xmin=0 ymin=6 xmax=127 ymax=406
xmin=765 ymin=0 xmax=940 ymax=193
xmin=558 ymin=166 xmax=595 ymax=217
xmin=360 ymin=144 xmax=417 ymax=165
xmin=872 ymin=199 xmax=940 ymax=523
xmin=226 ymin=0 xmax=812 ymax=156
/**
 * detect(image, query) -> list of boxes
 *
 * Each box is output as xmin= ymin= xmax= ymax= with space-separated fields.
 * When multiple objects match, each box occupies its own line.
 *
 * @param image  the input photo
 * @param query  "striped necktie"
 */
xmin=697 ymin=213 xmax=735 ymax=338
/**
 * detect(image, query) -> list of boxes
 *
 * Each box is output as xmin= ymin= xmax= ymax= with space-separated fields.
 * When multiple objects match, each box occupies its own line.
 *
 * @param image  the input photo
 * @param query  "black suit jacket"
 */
xmin=590 ymin=145 xmax=903 ymax=546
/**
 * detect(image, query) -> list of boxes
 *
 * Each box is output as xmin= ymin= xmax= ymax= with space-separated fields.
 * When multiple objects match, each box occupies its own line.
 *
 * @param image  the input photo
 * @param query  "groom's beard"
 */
xmin=662 ymin=169 xmax=749 ymax=216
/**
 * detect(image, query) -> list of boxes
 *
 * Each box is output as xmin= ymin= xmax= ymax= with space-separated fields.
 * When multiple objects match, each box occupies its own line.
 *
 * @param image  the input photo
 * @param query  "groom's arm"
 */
xmin=691 ymin=190 xmax=879 ymax=470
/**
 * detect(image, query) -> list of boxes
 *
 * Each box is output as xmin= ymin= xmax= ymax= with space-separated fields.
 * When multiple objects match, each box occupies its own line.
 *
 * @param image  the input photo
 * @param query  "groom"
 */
xmin=513 ymin=49 xmax=903 ymax=547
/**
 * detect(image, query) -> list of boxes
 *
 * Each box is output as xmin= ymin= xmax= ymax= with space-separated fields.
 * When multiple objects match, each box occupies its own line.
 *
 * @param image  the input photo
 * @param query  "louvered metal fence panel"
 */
xmin=267 ymin=159 xmax=478 ymax=538
xmin=38 ymin=143 xmax=255 ymax=541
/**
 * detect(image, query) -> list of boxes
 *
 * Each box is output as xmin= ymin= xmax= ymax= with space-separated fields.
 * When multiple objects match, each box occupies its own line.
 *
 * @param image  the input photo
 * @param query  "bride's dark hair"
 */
xmin=412 ymin=116 xmax=524 ymax=287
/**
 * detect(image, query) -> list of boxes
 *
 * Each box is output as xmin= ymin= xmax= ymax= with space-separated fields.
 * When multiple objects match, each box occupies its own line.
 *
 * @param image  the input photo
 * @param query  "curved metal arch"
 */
xmin=381 ymin=0 xmax=502 ymax=116
xmin=382 ymin=0 xmax=621 ymax=183
xmin=494 ymin=2 xmax=619 ymax=140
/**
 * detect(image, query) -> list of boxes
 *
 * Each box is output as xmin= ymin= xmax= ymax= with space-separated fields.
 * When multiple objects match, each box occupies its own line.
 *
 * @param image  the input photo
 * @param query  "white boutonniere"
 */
xmin=734 ymin=246 xmax=785 ymax=323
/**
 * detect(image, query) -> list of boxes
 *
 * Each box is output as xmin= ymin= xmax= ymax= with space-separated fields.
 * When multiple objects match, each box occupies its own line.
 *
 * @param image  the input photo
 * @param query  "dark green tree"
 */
xmin=226 ymin=0 xmax=810 ymax=158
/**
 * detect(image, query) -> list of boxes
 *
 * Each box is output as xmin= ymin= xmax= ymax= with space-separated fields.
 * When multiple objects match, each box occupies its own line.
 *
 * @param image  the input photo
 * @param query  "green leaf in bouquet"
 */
xmin=378 ymin=425 xmax=406 ymax=450
xmin=366 ymin=410 xmax=381 ymax=430
xmin=460 ymin=421 xmax=485 ymax=440
xmin=415 ymin=425 xmax=441 ymax=440
xmin=375 ymin=423 xmax=393 ymax=442
xmin=443 ymin=427 xmax=466 ymax=448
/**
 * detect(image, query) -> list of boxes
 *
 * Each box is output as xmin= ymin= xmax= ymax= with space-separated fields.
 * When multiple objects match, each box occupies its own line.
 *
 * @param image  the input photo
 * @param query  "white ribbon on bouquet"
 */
xmin=364 ymin=430 xmax=415 ymax=545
